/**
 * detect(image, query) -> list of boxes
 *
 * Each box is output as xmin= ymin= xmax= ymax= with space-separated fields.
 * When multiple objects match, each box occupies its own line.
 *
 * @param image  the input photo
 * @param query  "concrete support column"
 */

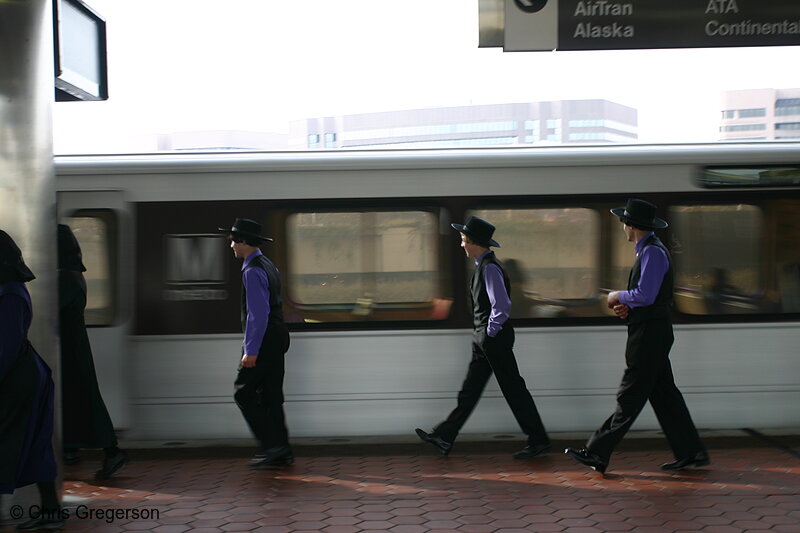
xmin=0 ymin=0 xmax=61 ymax=522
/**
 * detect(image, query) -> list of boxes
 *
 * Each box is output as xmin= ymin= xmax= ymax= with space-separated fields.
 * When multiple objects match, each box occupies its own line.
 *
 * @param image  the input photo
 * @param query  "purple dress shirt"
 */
xmin=617 ymin=232 xmax=670 ymax=309
xmin=242 ymin=250 xmax=271 ymax=355
xmin=476 ymin=251 xmax=512 ymax=337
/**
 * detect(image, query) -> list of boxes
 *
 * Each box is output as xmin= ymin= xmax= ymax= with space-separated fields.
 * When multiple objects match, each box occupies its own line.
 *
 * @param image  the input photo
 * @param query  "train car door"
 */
xmin=57 ymin=190 xmax=133 ymax=430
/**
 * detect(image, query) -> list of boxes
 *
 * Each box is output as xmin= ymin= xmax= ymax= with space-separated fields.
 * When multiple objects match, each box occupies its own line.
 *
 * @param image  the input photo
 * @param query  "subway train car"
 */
xmin=54 ymin=143 xmax=800 ymax=442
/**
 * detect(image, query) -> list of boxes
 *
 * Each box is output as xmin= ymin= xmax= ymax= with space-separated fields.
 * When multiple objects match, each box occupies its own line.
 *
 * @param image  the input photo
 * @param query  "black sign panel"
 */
xmin=559 ymin=0 xmax=800 ymax=50
xmin=504 ymin=0 xmax=800 ymax=51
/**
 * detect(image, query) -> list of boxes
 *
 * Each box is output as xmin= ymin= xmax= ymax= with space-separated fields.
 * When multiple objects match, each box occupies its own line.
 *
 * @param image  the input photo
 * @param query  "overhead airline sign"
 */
xmin=503 ymin=0 xmax=800 ymax=51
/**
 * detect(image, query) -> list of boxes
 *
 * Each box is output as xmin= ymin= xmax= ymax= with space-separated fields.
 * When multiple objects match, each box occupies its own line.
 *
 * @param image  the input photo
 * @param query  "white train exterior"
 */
xmin=55 ymin=143 xmax=800 ymax=442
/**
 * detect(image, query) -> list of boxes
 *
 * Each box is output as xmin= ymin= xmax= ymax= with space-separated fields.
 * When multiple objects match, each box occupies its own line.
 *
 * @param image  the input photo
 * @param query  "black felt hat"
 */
xmin=57 ymin=224 xmax=87 ymax=272
xmin=0 ymin=230 xmax=35 ymax=283
xmin=451 ymin=216 xmax=500 ymax=247
xmin=610 ymin=199 xmax=668 ymax=229
xmin=218 ymin=218 xmax=273 ymax=243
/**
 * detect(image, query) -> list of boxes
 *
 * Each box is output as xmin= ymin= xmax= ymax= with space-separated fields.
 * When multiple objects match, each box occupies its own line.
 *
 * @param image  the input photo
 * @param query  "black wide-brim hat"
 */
xmin=219 ymin=218 xmax=273 ymax=243
xmin=0 ymin=230 xmax=36 ymax=283
xmin=451 ymin=216 xmax=500 ymax=247
xmin=611 ymin=198 xmax=668 ymax=229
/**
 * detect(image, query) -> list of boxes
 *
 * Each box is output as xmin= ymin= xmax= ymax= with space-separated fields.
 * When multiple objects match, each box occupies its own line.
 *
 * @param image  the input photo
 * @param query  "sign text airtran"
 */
xmin=574 ymin=1 xmax=634 ymax=17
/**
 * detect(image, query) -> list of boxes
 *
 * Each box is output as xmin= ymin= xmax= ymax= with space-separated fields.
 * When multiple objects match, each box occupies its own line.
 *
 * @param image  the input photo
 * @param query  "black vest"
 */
xmin=471 ymin=251 xmax=511 ymax=329
xmin=241 ymin=254 xmax=285 ymax=333
xmin=627 ymin=234 xmax=673 ymax=324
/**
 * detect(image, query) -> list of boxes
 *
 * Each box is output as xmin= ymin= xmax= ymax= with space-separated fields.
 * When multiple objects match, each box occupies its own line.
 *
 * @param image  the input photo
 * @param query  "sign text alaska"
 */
xmin=497 ymin=0 xmax=800 ymax=51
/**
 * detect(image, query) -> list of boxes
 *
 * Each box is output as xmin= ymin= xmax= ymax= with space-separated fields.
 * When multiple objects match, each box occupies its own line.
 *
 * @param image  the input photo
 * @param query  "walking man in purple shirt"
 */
xmin=416 ymin=216 xmax=550 ymax=459
xmin=566 ymin=199 xmax=708 ymax=474
xmin=220 ymin=218 xmax=292 ymax=467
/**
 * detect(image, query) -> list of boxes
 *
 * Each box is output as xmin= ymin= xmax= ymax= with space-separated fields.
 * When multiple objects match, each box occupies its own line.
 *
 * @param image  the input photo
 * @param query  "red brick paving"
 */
xmin=4 ymin=436 xmax=799 ymax=532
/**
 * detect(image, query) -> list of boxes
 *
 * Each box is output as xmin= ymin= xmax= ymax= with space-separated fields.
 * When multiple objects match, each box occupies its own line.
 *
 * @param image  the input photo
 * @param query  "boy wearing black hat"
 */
xmin=415 ymin=216 xmax=550 ymax=459
xmin=220 ymin=218 xmax=292 ymax=467
xmin=566 ymin=199 xmax=708 ymax=474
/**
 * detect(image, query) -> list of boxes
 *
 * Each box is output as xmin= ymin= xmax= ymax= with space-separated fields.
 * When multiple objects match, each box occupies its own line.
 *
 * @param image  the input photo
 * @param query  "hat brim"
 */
xmin=451 ymin=223 xmax=500 ymax=247
xmin=218 ymin=227 xmax=274 ymax=242
xmin=609 ymin=208 xmax=668 ymax=229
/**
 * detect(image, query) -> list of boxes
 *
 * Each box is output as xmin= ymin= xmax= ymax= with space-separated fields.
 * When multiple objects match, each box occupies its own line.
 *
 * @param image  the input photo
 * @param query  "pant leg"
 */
xmin=233 ymin=326 xmax=289 ymax=449
xmin=483 ymin=328 xmax=549 ymax=445
xmin=648 ymin=356 xmax=705 ymax=459
xmin=434 ymin=344 xmax=493 ymax=443
xmin=586 ymin=320 xmax=670 ymax=460
xmin=259 ymin=347 xmax=289 ymax=449
xmin=234 ymin=358 xmax=271 ymax=449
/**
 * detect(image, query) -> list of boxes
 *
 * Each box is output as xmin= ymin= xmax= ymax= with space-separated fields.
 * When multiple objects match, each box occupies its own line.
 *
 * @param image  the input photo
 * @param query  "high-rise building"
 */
xmin=720 ymin=88 xmax=800 ymax=141
xmin=290 ymin=100 xmax=637 ymax=150
xmin=156 ymin=130 xmax=288 ymax=151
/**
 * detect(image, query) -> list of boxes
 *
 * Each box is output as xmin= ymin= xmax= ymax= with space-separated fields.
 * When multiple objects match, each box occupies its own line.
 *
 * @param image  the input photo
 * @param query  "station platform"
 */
xmin=7 ymin=431 xmax=800 ymax=533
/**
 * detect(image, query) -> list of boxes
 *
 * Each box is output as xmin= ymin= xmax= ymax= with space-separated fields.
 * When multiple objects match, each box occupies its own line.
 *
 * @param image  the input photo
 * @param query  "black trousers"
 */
xmin=234 ymin=327 xmax=290 ymax=451
xmin=434 ymin=326 xmax=549 ymax=445
xmin=586 ymin=319 xmax=705 ymax=461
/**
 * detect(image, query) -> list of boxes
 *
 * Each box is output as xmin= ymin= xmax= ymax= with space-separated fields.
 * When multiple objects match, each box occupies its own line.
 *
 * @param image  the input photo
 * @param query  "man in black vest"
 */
xmin=220 ymin=218 xmax=292 ymax=467
xmin=566 ymin=199 xmax=708 ymax=474
xmin=416 ymin=216 xmax=550 ymax=459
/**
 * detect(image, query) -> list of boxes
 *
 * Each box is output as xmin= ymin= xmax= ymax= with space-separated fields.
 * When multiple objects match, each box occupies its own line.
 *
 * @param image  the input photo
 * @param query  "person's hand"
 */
xmin=241 ymin=354 xmax=258 ymax=368
xmin=613 ymin=304 xmax=629 ymax=320
xmin=607 ymin=291 xmax=620 ymax=308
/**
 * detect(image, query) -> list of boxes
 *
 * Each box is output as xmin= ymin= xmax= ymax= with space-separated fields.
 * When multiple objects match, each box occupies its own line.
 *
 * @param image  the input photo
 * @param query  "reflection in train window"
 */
xmin=771 ymin=198 xmax=800 ymax=313
xmin=65 ymin=211 xmax=116 ymax=325
xmin=609 ymin=217 xmax=634 ymax=293
xmin=670 ymin=205 xmax=763 ymax=315
xmin=469 ymin=208 xmax=602 ymax=318
xmin=286 ymin=211 xmax=447 ymax=322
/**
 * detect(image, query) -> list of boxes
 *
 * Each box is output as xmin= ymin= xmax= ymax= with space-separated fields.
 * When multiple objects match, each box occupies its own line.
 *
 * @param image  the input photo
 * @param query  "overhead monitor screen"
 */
xmin=54 ymin=0 xmax=108 ymax=101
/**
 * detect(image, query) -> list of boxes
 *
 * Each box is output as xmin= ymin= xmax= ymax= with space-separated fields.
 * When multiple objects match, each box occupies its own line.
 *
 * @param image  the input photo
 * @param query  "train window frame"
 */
xmin=283 ymin=206 xmax=453 ymax=325
xmin=669 ymin=202 xmax=765 ymax=317
xmin=698 ymin=164 xmax=800 ymax=188
xmin=465 ymin=206 xmax=607 ymax=319
xmin=279 ymin=190 xmax=800 ymax=331
xmin=63 ymin=208 xmax=118 ymax=326
xmin=453 ymin=197 xmax=646 ymax=327
xmin=665 ymin=191 xmax=800 ymax=324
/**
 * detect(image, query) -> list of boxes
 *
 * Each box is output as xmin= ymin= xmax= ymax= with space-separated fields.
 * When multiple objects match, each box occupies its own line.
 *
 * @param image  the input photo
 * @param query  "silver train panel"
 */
xmin=56 ymin=143 xmax=800 ymax=202
xmin=124 ymin=324 xmax=800 ymax=440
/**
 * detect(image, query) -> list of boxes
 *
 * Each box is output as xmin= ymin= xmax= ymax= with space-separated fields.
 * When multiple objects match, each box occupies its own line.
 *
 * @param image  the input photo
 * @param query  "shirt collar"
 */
xmin=242 ymin=248 xmax=263 ymax=270
xmin=634 ymin=232 xmax=655 ymax=256
xmin=474 ymin=249 xmax=492 ymax=266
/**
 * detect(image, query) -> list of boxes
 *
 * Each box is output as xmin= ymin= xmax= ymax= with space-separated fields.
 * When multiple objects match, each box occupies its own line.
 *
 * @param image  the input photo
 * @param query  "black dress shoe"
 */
xmin=415 ymin=428 xmax=453 ymax=456
xmin=661 ymin=451 xmax=710 ymax=471
xmin=513 ymin=442 xmax=551 ymax=459
xmin=250 ymin=446 xmax=294 ymax=467
xmin=94 ymin=450 xmax=129 ymax=479
xmin=565 ymin=447 xmax=608 ymax=474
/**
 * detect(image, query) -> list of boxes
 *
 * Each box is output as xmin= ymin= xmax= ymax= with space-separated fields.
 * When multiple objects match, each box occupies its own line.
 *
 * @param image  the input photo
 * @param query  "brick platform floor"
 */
xmin=3 ymin=434 xmax=799 ymax=532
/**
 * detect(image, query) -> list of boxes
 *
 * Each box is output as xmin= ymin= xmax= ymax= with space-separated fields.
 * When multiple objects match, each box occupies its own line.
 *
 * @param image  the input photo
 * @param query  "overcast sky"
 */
xmin=52 ymin=0 xmax=800 ymax=153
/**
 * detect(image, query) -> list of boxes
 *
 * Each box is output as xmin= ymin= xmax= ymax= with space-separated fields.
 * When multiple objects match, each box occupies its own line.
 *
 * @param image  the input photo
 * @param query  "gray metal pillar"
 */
xmin=0 ymin=0 xmax=61 ymax=523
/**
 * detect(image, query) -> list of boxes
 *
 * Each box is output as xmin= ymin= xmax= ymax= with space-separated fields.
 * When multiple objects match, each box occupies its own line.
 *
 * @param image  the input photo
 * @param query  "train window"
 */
xmin=64 ymin=210 xmax=117 ymax=325
xmin=285 ymin=210 xmax=447 ymax=322
xmin=609 ymin=218 xmax=634 ymax=293
xmin=770 ymin=198 xmax=800 ymax=313
xmin=469 ymin=208 xmax=604 ymax=318
xmin=670 ymin=204 xmax=763 ymax=315
xmin=699 ymin=165 xmax=800 ymax=187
